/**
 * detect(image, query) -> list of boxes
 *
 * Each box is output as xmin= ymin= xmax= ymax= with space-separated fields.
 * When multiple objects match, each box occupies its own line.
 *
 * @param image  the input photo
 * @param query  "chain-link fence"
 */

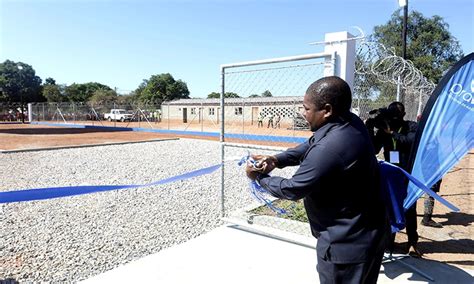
xmin=220 ymin=53 xmax=332 ymax=237
xmin=0 ymin=103 xmax=27 ymax=122
xmin=30 ymin=102 xmax=162 ymax=128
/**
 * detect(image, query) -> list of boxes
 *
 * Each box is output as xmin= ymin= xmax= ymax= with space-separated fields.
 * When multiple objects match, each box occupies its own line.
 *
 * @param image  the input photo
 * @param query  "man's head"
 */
xmin=386 ymin=101 xmax=406 ymax=130
xmin=388 ymin=101 xmax=406 ymax=120
xmin=303 ymin=76 xmax=352 ymax=131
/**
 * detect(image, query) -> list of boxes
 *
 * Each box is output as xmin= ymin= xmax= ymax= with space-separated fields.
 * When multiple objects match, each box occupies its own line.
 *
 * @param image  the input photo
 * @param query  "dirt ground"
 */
xmin=394 ymin=151 xmax=473 ymax=270
xmin=0 ymin=122 xmax=302 ymax=150
xmin=1 ymin=122 xmax=472 ymax=270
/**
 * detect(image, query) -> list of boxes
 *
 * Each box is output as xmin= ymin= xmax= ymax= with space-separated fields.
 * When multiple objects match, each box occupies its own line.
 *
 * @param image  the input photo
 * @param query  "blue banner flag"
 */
xmin=404 ymin=53 xmax=474 ymax=209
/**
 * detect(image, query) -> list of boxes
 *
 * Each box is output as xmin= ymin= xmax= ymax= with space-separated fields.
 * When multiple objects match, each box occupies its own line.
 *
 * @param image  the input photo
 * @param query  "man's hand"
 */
xmin=251 ymin=154 xmax=278 ymax=174
xmin=381 ymin=120 xmax=392 ymax=134
xmin=245 ymin=154 xmax=278 ymax=181
xmin=245 ymin=162 xmax=261 ymax=181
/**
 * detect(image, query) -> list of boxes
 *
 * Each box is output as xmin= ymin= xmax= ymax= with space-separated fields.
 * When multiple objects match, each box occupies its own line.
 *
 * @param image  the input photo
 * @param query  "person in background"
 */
xmin=247 ymin=76 xmax=389 ymax=284
xmin=267 ymin=113 xmax=274 ymax=128
xmin=365 ymin=101 xmax=422 ymax=257
xmin=257 ymin=113 xmax=264 ymax=128
xmin=422 ymin=180 xmax=444 ymax=228
xmin=274 ymin=113 xmax=281 ymax=128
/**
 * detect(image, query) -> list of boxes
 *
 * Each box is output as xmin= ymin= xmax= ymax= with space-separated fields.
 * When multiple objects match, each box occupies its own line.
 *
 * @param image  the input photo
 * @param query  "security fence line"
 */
xmin=219 ymin=52 xmax=334 ymax=236
xmin=354 ymin=40 xmax=435 ymax=121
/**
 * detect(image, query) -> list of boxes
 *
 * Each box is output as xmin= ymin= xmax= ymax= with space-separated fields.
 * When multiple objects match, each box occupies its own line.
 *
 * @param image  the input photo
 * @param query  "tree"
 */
xmin=42 ymin=84 xmax=65 ymax=103
xmin=44 ymin=77 xmax=56 ymax=85
xmin=136 ymin=73 xmax=190 ymax=103
xmin=371 ymin=10 xmax=464 ymax=84
xmin=207 ymin=92 xmax=240 ymax=98
xmin=0 ymin=60 xmax=43 ymax=103
xmin=41 ymin=77 xmax=64 ymax=102
xmin=65 ymin=82 xmax=113 ymax=102
xmin=87 ymin=89 xmax=118 ymax=106
xmin=249 ymin=94 xmax=260 ymax=98
xmin=262 ymin=90 xmax=273 ymax=97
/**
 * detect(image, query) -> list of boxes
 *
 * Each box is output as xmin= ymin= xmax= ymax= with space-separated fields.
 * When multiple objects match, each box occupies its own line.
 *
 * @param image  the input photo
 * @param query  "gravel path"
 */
xmin=0 ymin=139 xmax=292 ymax=282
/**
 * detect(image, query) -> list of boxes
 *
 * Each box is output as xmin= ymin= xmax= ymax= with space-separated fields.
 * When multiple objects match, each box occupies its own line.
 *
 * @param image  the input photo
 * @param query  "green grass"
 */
xmin=250 ymin=199 xmax=309 ymax=223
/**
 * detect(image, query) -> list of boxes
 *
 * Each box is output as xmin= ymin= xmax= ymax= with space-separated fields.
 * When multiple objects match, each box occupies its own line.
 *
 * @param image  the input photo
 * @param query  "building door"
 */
xmin=183 ymin=108 xmax=187 ymax=123
xmin=252 ymin=107 xmax=259 ymax=125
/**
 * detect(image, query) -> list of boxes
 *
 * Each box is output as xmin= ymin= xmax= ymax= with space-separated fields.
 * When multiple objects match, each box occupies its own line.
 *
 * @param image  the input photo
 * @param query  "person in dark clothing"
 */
xmin=365 ymin=101 xmax=422 ymax=257
xmin=422 ymin=180 xmax=444 ymax=228
xmin=246 ymin=76 xmax=389 ymax=284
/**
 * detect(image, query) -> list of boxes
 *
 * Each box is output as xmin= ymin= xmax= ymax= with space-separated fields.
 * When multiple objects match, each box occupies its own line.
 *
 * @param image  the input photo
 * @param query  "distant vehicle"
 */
xmin=104 ymin=109 xmax=133 ymax=122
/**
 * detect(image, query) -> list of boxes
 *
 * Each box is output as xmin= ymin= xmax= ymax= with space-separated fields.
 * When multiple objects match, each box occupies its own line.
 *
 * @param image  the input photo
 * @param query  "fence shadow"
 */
xmin=417 ymin=238 xmax=474 ymax=254
xmin=416 ymin=212 xmax=474 ymax=227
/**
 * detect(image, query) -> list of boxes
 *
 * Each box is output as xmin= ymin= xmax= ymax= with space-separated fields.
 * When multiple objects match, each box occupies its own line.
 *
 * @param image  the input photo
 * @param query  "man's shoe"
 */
xmin=408 ymin=245 xmax=423 ymax=258
xmin=421 ymin=219 xmax=443 ymax=228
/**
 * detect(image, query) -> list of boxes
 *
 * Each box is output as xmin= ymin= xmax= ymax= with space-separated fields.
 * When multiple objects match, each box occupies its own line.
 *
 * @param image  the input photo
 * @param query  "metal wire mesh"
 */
xmin=353 ymin=40 xmax=435 ymax=121
xmin=30 ymin=102 xmax=162 ymax=128
xmin=221 ymin=56 xmax=329 ymax=236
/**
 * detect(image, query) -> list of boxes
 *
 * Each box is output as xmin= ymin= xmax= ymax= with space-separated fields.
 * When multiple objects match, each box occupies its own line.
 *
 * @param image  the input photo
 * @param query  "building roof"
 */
xmin=166 ymin=96 xmax=304 ymax=106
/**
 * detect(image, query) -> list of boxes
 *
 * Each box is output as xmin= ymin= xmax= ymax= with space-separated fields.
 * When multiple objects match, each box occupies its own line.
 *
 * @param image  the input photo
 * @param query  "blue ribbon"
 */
xmin=0 ymin=164 xmax=222 ymax=204
xmin=239 ymin=154 xmax=286 ymax=214
xmin=379 ymin=160 xmax=459 ymax=233
xmin=380 ymin=161 xmax=459 ymax=212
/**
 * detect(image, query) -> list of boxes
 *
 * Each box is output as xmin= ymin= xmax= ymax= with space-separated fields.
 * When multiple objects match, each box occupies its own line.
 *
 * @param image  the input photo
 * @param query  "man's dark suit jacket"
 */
xmin=258 ymin=113 xmax=388 ymax=264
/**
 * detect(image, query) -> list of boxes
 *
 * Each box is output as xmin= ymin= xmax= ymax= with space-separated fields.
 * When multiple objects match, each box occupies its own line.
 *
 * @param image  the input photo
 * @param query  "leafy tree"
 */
xmin=41 ymin=77 xmax=64 ymax=102
xmin=44 ymin=77 xmax=56 ymax=85
xmin=65 ymin=82 xmax=112 ymax=102
xmin=42 ymin=84 xmax=65 ymax=102
xmin=88 ymin=89 xmax=118 ymax=105
xmin=207 ymin=92 xmax=240 ymax=99
xmin=0 ymin=60 xmax=43 ymax=103
xmin=207 ymin=92 xmax=220 ymax=98
xmin=207 ymin=91 xmax=240 ymax=98
xmin=249 ymin=94 xmax=260 ymax=98
xmin=371 ymin=10 xmax=463 ymax=84
xmin=136 ymin=73 xmax=190 ymax=103
xmin=262 ymin=90 xmax=273 ymax=97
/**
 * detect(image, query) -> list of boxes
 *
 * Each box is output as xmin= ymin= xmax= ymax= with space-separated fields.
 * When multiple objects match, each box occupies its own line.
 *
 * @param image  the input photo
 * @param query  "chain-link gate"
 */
xmin=219 ymin=52 xmax=334 ymax=237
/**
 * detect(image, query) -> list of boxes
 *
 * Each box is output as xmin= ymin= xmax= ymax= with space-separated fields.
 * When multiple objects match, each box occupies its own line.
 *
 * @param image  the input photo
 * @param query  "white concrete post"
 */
xmin=323 ymin=31 xmax=356 ymax=91
xmin=27 ymin=103 xmax=33 ymax=122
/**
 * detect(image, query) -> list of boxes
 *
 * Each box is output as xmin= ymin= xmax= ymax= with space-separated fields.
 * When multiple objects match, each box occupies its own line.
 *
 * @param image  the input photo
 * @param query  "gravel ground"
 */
xmin=0 ymin=139 xmax=294 ymax=282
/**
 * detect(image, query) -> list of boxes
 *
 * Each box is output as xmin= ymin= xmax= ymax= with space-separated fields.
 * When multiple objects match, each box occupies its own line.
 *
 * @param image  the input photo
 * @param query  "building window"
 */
xmin=235 ymin=107 xmax=243 ymax=115
xmin=191 ymin=108 xmax=196 ymax=115
xmin=209 ymin=108 xmax=215 ymax=115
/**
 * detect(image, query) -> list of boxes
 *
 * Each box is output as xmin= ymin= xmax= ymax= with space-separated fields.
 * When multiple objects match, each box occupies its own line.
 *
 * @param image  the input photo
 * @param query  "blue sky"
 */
xmin=1 ymin=0 xmax=473 ymax=98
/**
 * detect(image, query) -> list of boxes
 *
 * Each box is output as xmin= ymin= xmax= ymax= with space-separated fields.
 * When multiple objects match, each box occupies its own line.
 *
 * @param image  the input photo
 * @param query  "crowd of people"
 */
xmin=245 ymin=76 xmax=445 ymax=283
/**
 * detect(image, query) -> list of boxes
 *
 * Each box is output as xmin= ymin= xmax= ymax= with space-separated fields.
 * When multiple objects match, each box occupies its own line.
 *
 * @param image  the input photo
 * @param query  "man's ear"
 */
xmin=323 ymin=103 xmax=333 ymax=118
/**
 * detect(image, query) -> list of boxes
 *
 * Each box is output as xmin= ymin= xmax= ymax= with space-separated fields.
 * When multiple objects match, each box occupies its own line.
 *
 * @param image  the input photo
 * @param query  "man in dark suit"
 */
xmin=246 ymin=76 xmax=389 ymax=284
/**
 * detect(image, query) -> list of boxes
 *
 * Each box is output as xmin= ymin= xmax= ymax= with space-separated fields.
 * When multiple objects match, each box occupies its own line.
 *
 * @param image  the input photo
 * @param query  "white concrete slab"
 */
xmin=83 ymin=224 xmax=474 ymax=284
xmin=83 ymin=225 xmax=318 ymax=284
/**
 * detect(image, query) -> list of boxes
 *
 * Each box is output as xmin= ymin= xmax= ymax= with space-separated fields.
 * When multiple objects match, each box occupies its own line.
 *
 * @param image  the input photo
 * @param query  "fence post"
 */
xmin=220 ymin=66 xmax=226 ymax=218
xmin=201 ymin=101 xmax=203 ymax=132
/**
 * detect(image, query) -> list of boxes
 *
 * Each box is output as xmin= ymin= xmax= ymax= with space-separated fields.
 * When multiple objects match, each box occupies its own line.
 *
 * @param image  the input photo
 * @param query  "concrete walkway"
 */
xmin=83 ymin=224 xmax=474 ymax=284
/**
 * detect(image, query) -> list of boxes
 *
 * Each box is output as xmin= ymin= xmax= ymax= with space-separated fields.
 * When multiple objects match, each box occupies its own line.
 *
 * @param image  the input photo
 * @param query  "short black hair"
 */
xmin=388 ymin=101 xmax=406 ymax=118
xmin=305 ymin=76 xmax=352 ymax=115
